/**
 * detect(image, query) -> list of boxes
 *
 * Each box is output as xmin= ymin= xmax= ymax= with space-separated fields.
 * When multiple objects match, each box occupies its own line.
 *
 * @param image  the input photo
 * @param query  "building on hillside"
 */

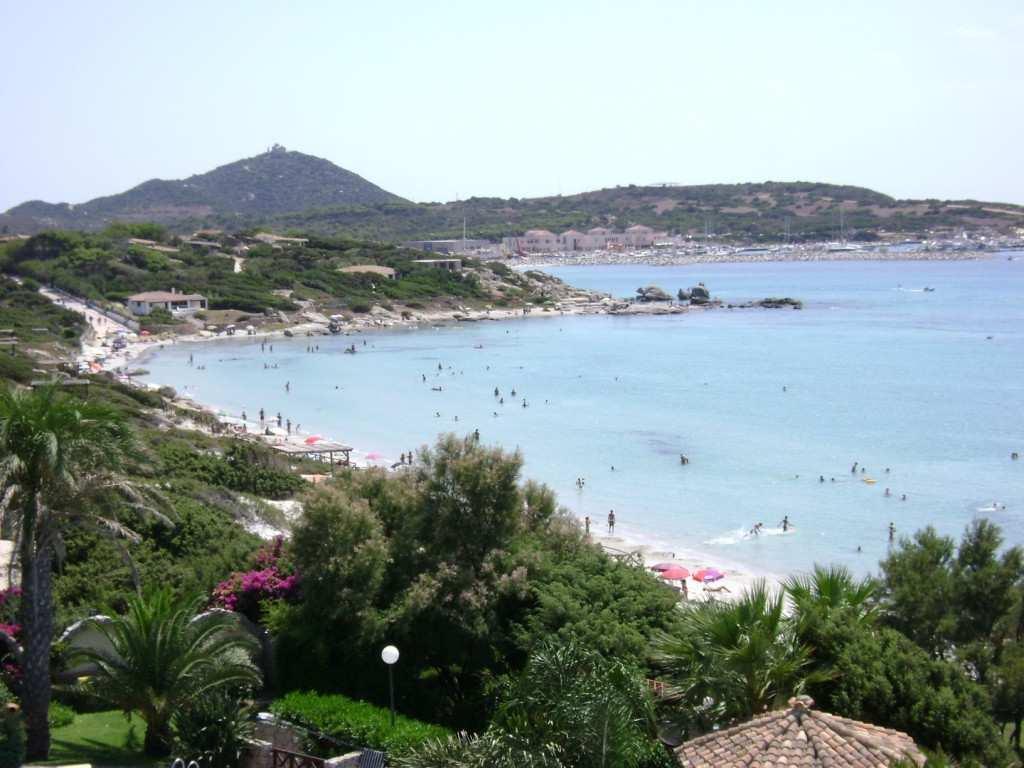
xmin=252 ymin=232 xmax=310 ymax=247
xmin=127 ymin=238 xmax=179 ymax=253
xmin=126 ymin=290 xmax=207 ymax=316
xmin=183 ymin=239 xmax=221 ymax=250
xmin=402 ymin=239 xmax=490 ymax=254
xmin=339 ymin=265 xmax=397 ymax=280
xmin=411 ymin=258 xmax=462 ymax=272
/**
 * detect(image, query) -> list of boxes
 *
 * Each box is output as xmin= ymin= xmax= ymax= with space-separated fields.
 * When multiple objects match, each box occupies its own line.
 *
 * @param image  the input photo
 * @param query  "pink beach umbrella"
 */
xmin=658 ymin=567 xmax=690 ymax=581
xmin=365 ymin=452 xmax=384 ymax=460
xmin=693 ymin=568 xmax=724 ymax=583
xmin=650 ymin=562 xmax=685 ymax=574
xmin=304 ymin=435 xmax=323 ymax=445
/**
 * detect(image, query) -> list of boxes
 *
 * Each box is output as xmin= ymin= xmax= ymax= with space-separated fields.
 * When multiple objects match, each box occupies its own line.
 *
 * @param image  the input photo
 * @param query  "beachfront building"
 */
xmin=339 ymin=265 xmax=397 ymax=280
xmin=502 ymin=225 xmax=661 ymax=253
xmin=126 ymin=289 xmax=208 ymax=316
xmin=402 ymin=239 xmax=490 ymax=254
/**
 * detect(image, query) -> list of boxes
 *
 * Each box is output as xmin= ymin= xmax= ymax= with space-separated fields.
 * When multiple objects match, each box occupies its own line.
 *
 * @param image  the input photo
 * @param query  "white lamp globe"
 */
xmin=381 ymin=645 xmax=400 ymax=665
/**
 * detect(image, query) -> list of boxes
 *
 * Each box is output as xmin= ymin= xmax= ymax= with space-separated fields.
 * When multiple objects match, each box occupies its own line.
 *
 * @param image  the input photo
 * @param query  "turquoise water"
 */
xmin=139 ymin=257 xmax=1024 ymax=577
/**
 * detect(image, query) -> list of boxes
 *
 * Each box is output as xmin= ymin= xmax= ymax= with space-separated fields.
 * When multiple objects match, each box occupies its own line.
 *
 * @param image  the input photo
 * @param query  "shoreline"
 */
xmin=506 ymin=246 xmax=998 ymax=269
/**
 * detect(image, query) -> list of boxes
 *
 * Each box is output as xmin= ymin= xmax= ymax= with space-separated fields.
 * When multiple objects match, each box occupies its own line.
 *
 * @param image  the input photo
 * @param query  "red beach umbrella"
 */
xmin=304 ymin=435 xmax=322 ymax=445
xmin=658 ymin=567 xmax=690 ymax=581
xmin=693 ymin=568 xmax=724 ymax=582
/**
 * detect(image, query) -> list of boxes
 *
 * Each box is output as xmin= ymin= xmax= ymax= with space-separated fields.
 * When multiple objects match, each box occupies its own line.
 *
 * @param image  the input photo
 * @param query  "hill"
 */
xmin=5 ymin=149 xmax=1024 ymax=241
xmin=1 ymin=145 xmax=406 ymax=232
xmin=264 ymin=181 xmax=1024 ymax=242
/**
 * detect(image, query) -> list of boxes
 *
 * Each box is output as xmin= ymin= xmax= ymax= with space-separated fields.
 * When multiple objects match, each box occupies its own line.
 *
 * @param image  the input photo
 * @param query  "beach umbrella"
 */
xmin=365 ymin=452 xmax=384 ymax=460
xmin=304 ymin=435 xmax=322 ymax=445
xmin=658 ymin=567 xmax=690 ymax=581
xmin=651 ymin=565 xmax=692 ymax=577
xmin=693 ymin=568 xmax=724 ymax=582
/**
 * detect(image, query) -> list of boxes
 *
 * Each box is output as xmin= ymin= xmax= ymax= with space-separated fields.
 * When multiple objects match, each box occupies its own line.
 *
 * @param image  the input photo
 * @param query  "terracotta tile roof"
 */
xmin=675 ymin=697 xmax=925 ymax=768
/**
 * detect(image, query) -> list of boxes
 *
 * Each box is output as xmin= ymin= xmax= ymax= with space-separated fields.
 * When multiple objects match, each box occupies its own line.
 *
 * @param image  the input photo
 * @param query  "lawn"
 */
xmin=35 ymin=710 xmax=159 ymax=767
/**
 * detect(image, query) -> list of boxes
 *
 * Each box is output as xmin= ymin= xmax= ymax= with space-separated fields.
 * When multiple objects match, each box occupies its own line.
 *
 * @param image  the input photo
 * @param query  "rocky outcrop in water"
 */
xmin=689 ymin=284 xmax=711 ymax=304
xmin=636 ymin=285 xmax=671 ymax=302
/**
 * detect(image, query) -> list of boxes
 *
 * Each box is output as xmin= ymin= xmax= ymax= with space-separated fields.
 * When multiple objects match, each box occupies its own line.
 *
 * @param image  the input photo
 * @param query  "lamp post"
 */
xmin=381 ymin=644 xmax=399 ymax=727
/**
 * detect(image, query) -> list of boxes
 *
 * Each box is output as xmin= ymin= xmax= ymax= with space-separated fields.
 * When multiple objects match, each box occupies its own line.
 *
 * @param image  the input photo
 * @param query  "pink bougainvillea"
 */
xmin=213 ymin=537 xmax=300 ymax=622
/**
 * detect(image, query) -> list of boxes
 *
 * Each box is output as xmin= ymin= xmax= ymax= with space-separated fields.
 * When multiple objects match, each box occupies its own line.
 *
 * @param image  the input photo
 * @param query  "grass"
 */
xmin=36 ymin=710 xmax=158 ymax=767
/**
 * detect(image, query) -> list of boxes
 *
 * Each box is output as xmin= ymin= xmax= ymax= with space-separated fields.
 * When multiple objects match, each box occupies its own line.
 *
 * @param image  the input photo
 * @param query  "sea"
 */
xmin=138 ymin=256 xmax=1024 ymax=579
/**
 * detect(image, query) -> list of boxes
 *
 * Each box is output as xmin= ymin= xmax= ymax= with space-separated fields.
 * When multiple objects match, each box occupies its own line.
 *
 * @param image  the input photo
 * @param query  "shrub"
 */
xmin=270 ymin=691 xmax=450 ymax=757
xmin=159 ymin=442 xmax=304 ymax=499
xmin=48 ymin=701 xmax=75 ymax=729
xmin=349 ymin=302 xmax=371 ymax=314
xmin=173 ymin=691 xmax=254 ymax=768
xmin=0 ymin=709 xmax=24 ymax=768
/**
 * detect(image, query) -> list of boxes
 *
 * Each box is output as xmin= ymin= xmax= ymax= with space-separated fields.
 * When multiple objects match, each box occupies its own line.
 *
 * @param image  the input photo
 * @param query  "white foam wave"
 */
xmin=705 ymin=526 xmax=795 ymax=545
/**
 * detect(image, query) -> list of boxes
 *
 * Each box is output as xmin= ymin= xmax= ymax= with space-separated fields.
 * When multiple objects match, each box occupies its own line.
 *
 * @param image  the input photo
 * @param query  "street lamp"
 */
xmin=381 ymin=644 xmax=399 ymax=727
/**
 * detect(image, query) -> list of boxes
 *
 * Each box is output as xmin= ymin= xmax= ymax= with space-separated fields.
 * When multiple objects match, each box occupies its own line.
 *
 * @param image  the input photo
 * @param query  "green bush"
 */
xmin=159 ymin=442 xmax=304 ymax=499
xmin=270 ymin=692 xmax=450 ymax=757
xmin=349 ymin=302 xmax=371 ymax=314
xmin=48 ymin=700 xmax=76 ymax=729
xmin=173 ymin=691 xmax=254 ymax=768
xmin=0 ymin=710 xmax=25 ymax=768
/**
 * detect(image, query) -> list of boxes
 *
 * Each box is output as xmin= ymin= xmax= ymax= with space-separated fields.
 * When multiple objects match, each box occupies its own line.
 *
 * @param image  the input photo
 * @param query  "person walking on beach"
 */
xmin=584 ymin=516 xmax=591 ymax=535
xmin=259 ymin=408 xmax=265 ymax=423
xmin=607 ymin=509 xmax=616 ymax=534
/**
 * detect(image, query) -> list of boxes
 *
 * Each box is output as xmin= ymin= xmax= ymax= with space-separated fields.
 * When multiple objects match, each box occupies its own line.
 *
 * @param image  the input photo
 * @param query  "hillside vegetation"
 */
xmin=267 ymin=181 xmax=1024 ymax=242
xmin=0 ymin=225 xmax=514 ymax=316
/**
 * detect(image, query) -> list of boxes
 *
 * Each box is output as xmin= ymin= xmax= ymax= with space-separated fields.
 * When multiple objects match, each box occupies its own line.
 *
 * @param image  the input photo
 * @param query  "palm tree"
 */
xmin=785 ymin=565 xmax=878 ymax=636
xmin=394 ymin=640 xmax=660 ymax=768
xmin=70 ymin=589 xmax=261 ymax=756
xmin=0 ymin=385 xmax=144 ymax=760
xmin=652 ymin=581 xmax=825 ymax=729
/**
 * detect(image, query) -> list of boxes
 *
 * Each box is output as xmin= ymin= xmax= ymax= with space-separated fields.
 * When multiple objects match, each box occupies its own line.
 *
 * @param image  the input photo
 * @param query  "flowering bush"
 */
xmin=212 ymin=537 xmax=299 ymax=623
xmin=0 ymin=588 xmax=20 ymax=630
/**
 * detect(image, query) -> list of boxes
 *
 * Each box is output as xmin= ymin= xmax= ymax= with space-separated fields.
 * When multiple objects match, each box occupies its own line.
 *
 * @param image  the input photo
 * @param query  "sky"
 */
xmin=1 ymin=0 xmax=1022 ymax=210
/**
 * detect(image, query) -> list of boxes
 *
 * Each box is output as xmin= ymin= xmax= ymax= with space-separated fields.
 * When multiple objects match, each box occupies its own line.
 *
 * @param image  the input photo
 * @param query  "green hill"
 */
xmin=2 ymin=145 xmax=405 ymax=232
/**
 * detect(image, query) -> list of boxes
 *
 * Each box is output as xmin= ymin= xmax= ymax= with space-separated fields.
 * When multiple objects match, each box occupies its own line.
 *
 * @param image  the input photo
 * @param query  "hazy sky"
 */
xmin=2 ymin=0 xmax=1022 ymax=210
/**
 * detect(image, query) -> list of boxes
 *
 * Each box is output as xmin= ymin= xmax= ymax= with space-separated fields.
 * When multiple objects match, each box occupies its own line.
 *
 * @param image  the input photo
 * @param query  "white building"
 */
xmin=126 ymin=290 xmax=208 ymax=316
xmin=502 ymin=225 xmax=660 ymax=253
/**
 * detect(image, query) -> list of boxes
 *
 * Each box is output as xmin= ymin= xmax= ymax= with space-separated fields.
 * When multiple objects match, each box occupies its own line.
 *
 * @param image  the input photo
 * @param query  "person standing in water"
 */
xmin=889 ymin=522 xmax=896 ymax=542
xmin=780 ymin=515 xmax=790 ymax=532
xmin=607 ymin=509 xmax=616 ymax=534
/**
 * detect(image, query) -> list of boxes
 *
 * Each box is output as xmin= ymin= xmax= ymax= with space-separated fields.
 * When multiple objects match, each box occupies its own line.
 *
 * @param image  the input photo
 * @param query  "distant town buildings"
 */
xmin=502 ymin=225 xmax=662 ymax=253
xmin=126 ymin=289 xmax=207 ymax=316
